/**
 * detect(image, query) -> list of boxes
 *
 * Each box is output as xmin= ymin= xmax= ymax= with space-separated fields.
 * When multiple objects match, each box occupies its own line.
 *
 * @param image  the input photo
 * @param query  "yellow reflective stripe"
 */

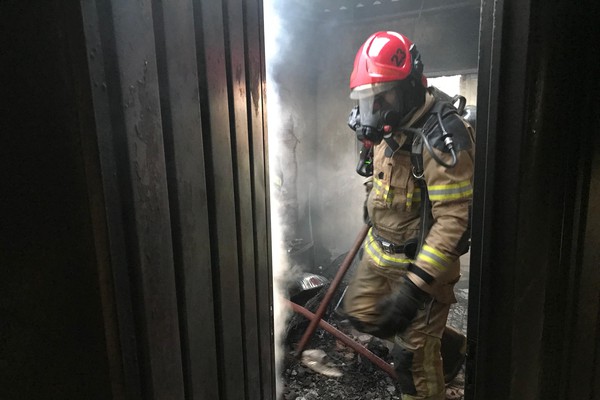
xmin=427 ymin=180 xmax=471 ymax=191
xmin=417 ymin=244 xmax=451 ymax=271
xmin=372 ymin=185 xmax=391 ymax=199
xmin=428 ymin=180 xmax=473 ymax=201
xmin=364 ymin=229 xmax=412 ymax=268
xmin=373 ymin=177 xmax=393 ymax=205
xmin=372 ymin=177 xmax=386 ymax=192
xmin=423 ymin=336 xmax=443 ymax=396
xmin=373 ymin=177 xmax=423 ymax=208
xmin=412 ymin=188 xmax=421 ymax=203
xmin=406 ymin=187 xmax=422 ymax=209
xmin=429 ymin=190 xmax=473 ymax=201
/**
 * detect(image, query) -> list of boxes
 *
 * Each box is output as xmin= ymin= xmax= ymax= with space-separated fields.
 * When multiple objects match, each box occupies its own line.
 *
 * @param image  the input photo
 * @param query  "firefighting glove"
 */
xmin=375 ymin=275 xmax=432 ymax=337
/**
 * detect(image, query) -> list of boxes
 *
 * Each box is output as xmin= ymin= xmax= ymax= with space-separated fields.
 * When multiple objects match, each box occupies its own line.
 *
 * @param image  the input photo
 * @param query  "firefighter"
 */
xmin=343 ymin=31 xmax=475 ymax=400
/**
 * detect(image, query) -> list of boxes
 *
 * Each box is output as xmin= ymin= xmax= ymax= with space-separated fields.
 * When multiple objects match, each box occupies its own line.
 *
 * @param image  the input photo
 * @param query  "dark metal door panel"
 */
xmin=244 ymin=0 xmax=277 ymax=398
xmin=467 ymin=0 xmax=600 ymax=399
xmin=81 ymin=0 xmax=273 ymax=398
xmin=151 ymin=0 xmax=220 ymax=398
xmin=82 ymin=0 xmax=187 ymax=397
xmin=192 ymin=0 xmax=247 ymax=398
xmin=223 ymin=0 xmax=264 ymax=398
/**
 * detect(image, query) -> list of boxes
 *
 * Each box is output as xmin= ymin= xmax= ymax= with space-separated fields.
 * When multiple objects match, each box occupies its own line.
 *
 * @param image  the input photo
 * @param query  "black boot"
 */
xmin=441 ymin=326 xmax=467 ymax=383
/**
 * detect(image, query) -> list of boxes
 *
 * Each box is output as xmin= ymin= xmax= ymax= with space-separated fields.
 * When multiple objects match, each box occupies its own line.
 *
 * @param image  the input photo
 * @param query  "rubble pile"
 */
xmin=281 ymin=251 xmax=469 ymax=400
xmin=281 ymin=326 xmax=400 ymax=400
xmin=281 ymin=318 xmax=465 ymax=400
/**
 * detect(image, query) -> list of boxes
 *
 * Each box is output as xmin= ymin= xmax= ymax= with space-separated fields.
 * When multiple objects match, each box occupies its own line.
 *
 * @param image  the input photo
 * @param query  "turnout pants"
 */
xmin=343 ymin=251 xmax=455 ymax=400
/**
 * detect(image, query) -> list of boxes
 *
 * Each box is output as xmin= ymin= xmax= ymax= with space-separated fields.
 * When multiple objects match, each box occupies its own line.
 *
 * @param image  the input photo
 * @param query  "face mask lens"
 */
xmin=383 ymin=90 xmax=398 ymax=109
xmin=358 ymin=97 xmax=380 ymax=128
xmin=372 ymin=99 xmax=380 ymax=111
xmin=351 ymin=84 xmax=402 ymax=144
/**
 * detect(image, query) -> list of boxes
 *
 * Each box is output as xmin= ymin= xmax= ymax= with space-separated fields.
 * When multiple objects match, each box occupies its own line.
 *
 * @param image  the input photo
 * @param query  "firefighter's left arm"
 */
xmin=408 ymin=123 xmax=475 ymax=293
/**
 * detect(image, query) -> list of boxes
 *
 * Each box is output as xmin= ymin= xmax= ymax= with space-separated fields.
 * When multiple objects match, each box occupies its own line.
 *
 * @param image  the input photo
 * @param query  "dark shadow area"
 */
xmin=0 ymin=2 xmax=111 ymax=398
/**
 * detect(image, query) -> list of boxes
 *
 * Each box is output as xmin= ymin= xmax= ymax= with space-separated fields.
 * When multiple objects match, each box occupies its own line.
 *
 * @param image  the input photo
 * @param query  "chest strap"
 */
xmin=410 ymin=128 xmax=435 ymax=284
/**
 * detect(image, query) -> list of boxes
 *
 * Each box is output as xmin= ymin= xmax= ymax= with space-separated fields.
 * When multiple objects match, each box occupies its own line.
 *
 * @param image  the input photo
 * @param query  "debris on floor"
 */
xmin=282 ymin=253 xmax=469 ymax=400
xmin=281 ymin=318 xmax=465 ymax=400
xmin=300 ymin=349 xmax=343 ymax=378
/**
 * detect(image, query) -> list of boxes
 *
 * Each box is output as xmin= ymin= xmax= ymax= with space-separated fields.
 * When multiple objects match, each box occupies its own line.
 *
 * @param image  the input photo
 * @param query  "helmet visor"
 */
xmin=356 ymin=86 xmax=401 ymax=129
xmin=350 ymin=81 xmax=398 ymax=100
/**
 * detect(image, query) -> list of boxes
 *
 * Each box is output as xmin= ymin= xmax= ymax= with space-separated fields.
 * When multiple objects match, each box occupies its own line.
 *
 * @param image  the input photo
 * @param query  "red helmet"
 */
xmin=350 ymin=31 xmax=425 ymax=97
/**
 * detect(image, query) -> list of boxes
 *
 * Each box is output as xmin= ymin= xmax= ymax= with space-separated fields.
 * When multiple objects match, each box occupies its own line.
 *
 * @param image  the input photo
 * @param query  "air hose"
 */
xmin=403 ymin=124 xmax=458 ymax=169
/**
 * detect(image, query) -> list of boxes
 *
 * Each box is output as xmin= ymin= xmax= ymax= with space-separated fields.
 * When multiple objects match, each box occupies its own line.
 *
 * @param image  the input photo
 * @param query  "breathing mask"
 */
xmin=348 ymin=82 xmax=402 ymax=144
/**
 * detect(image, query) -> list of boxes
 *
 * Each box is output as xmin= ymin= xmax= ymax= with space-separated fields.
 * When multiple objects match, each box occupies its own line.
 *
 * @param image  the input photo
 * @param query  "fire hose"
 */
xmin=287 ymin=224 xmax=398 ymax=379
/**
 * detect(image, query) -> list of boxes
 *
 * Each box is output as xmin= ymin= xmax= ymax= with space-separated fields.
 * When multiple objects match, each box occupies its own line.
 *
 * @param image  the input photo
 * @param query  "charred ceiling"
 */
xmin=271 ymin=0 xmax=480 ymax=83
xmin=282 ymin=0 xmax=480 ymax=22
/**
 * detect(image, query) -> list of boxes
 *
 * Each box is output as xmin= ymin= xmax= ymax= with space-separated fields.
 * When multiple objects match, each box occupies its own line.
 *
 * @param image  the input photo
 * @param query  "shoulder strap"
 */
xmin=408 ymin=95 xmax=467 ymax=269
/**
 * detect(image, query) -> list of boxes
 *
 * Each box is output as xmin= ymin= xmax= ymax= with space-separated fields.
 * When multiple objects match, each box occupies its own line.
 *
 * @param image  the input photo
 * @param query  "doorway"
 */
xmin=264 ymin=1 xmax=481 ymax=398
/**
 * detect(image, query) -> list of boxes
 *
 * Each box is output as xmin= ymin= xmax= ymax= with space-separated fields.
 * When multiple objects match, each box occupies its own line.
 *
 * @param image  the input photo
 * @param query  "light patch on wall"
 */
xmin=428 ymin=75 xmax=461 ymax=97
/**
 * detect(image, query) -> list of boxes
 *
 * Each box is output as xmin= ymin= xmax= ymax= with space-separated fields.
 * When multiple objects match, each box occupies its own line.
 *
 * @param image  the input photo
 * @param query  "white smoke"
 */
xmin=263 ymin=2 xmax=371 ymax=397
xmin=263 ymin=1 xmax=292 ymax=398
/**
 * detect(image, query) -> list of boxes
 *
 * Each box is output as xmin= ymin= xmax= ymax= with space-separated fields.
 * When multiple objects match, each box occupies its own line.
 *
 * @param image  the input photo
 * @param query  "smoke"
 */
xmin=263 ymin=2 xmax=393 ymax=396
xmin=263 ymin=1 xmax=296 ymax=397
xmin=264 ymin=1 xmax=367 ymax=256
xmin=264 ymin=1 xmax=354 ymax=397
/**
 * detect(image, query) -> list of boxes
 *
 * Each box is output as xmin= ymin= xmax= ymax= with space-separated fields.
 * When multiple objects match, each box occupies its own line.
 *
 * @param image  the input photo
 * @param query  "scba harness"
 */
xmin=350 ymin=88 xmax=475 ymax=279
xmin=404 ymin=92 xmax=474 ymax=266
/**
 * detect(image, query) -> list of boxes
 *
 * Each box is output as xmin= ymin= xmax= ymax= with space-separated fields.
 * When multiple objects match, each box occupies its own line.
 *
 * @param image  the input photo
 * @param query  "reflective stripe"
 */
xmin=406 ymin=190 xmax=413 ymax=209
xmin=364 ymin=229 xmax=412 ymax=268
xmin=423 ymin=336 xmax=443 ymax=397
xmin=427 ymin=180 xmax=472 ymax=201
xmin=406 ymin=187 xmax=421 ymax=209
xmin=416 ymin=244 xmax=451 ymax=271
xmin=373 ymin=177 xmax=393 ymax=205
xmin=373 ymin=177 xmax=422 ymax=207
